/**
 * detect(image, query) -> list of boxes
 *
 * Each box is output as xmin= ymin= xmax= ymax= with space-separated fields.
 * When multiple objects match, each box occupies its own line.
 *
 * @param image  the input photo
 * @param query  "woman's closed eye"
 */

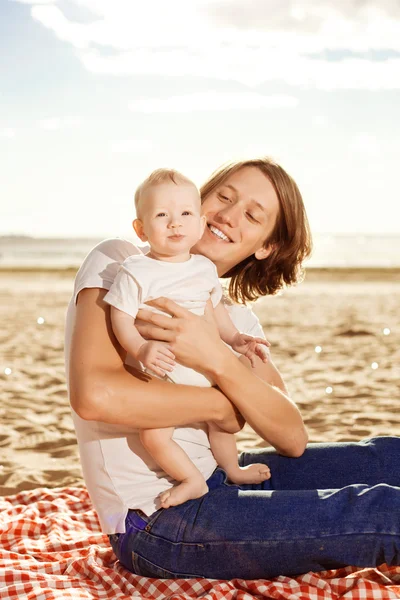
xmin=246 ymin=212 xmax=258 ymax=223
xmin=217 ymin=193 xmax=231 ymax=203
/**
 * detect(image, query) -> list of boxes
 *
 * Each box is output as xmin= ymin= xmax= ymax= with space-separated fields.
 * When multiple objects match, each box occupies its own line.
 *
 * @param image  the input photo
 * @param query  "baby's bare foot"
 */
xmin=229 ymin=463 xmax=271 ymax=485
xmin=159 ymin=476 xmax=209 ymax=509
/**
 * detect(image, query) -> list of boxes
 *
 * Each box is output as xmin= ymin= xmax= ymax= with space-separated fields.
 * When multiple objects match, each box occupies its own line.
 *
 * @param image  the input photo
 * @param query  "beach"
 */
xmin=1 ymin=268 xmax=399 ymax=496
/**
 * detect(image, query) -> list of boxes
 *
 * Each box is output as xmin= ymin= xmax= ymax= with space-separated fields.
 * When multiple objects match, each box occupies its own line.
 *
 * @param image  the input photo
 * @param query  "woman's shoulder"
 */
xmin=89 ymin=237 xmax=146 ymax=260
xmin=73 ymin=238 xmax=148 ymax=303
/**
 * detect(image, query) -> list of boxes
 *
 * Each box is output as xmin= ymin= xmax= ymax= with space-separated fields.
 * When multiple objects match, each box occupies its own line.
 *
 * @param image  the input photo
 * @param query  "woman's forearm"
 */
xmin=76 ymin=365 xmax=226 ymax=428
xmin=209 ymin=350 xmax=308 ymax=457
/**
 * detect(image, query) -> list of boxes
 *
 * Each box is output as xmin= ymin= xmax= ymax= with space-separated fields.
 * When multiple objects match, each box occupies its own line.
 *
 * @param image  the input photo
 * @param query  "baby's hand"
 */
xmin=230 ymin=332 xmax=270 ymax=368
xmin=137 ymin=341 xmax=176 ymax=378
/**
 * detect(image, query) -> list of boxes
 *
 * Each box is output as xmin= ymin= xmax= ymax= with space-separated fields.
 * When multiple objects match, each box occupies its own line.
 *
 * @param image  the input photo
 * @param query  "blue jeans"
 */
xmin=109 ymin=437 xmax=400 ymax=579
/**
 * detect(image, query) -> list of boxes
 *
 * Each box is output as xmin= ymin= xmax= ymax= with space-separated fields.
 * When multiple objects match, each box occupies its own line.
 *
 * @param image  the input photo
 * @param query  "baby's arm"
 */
xmin=212 ymin=301 xmax=270 ymax=367
xmin=111 ymin=307 xmax=175 ymax=378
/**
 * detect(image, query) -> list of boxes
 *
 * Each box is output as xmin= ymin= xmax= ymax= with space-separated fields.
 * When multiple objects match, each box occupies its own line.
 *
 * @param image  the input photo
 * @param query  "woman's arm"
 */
xmin=69 ymin=288 xmax=243 ymax=432
xmin=136 ymin=297 xmax=308 ymax=457
xmin=213 ymin=354 xmax=308 ymax=457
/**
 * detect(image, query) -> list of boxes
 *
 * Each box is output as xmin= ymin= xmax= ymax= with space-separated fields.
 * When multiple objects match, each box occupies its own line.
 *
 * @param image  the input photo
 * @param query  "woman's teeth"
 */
xmin=209 ymin=225 xmax=231 ymax=242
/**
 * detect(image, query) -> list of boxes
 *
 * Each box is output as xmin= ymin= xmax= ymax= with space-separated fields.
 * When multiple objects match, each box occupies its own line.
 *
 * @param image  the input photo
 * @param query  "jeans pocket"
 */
xmin=132 ymin=552 xmax=203 ymax=579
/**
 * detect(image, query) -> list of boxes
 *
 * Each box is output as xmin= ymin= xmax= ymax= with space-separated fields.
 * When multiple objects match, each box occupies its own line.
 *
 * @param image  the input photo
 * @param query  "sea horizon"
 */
xmin=1 ymin=232 xmax=400 ymax=270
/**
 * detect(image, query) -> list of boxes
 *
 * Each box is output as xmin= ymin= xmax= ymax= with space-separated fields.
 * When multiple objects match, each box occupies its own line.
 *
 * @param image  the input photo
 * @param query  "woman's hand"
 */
xmin=136 ymin=298 xmax=231 ymax=377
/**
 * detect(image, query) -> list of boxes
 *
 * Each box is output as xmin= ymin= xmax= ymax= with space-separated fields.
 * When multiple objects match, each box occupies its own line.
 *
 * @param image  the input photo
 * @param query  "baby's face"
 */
xmin=137 ymin=182 xmax=205 ymax=255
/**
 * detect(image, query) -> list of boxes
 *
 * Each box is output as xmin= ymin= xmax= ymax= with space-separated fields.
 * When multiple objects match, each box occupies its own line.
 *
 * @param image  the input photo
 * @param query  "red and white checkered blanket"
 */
xmin=1 ymin=487 xmax=399 ymax=600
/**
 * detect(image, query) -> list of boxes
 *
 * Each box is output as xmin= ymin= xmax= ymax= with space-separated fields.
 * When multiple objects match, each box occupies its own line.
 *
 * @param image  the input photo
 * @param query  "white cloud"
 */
xmin=28 ymin=0 xmax=400 ymax=89
xmin=110 ymin=140 xmax=153 ymax=153
xmin=0 ymin=128 xmax=15 ymax=138
xmin=83 ymin=48 xmax=400 ymax=89
xmin=38 ymin=116 xmax=82 ymax=130
xmin=13 ymin=0 xmax=56 ymax=4
xmin=205 ymin=0 xmax=400 ymax=32
xmin=129 ymin=92 xmax=298 ymax=113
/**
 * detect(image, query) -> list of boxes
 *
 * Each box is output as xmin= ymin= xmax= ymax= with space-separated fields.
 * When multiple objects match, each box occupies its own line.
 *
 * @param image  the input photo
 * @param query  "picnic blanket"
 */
xmin=1 ymin=487 xmax=400 ymax=600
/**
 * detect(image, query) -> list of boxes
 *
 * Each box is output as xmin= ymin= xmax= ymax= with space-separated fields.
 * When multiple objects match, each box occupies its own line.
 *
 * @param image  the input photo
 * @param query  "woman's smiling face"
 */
xmin=192 ymin=166 xmax=280 ymax=276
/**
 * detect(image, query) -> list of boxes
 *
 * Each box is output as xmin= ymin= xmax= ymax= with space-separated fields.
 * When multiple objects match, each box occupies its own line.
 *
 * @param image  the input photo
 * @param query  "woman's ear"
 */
xmin=255 ymin=243 xmax=275 ymax=260
xmin=132 ymin=219 xmax=147 ymax=241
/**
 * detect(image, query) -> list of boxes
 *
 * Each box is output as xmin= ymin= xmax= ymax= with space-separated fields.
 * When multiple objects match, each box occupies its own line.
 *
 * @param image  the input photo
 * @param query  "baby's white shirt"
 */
xmin=103 ymin=252 xmax=223 ymax=387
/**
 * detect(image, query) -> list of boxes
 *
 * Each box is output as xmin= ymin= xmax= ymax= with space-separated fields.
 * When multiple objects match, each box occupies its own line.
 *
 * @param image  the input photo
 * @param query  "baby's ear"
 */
xmin=132 ymin=218 xmax=147 ymax=241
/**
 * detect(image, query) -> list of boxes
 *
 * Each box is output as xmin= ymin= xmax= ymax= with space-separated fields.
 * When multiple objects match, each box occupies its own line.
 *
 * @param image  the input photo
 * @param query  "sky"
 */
xmin=1 ymin=0 xmax=400 ymax=238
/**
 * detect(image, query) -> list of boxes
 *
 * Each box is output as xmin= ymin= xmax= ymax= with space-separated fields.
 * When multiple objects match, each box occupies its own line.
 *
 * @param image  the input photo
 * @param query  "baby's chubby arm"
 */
xmin=111 ymin=307 xmax=176 ymax=379
xmin=212 ymin=301 xmax=270 ymax=368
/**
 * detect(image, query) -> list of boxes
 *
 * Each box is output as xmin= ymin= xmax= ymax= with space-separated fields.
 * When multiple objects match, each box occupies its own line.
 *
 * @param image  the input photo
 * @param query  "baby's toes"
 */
xmin=256 ymin=464 xmax=271 ymax=481
xmin=159 ymin=490 xmax=171 ymax=506
xmin=261 ymin=468 xmax=271 ymax=481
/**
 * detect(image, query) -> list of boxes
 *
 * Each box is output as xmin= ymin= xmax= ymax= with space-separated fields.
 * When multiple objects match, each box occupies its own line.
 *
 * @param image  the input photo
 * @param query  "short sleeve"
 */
xmin=210 ymin=279 xmax=223 ymax=308
xmin=73 ymin=238 xmax=147 ymax=305
xmin=225 ymin=302 xmax=266 ymax=338
xmin=207 ymin=260 xmax=223 ymax=308
xmin=223 ymin=302 xmax=267 ymax=358
xmin=103 ymin=261 xmax=142 ymax=318
xmin=243 ymin=309 xmax=265 ymax=339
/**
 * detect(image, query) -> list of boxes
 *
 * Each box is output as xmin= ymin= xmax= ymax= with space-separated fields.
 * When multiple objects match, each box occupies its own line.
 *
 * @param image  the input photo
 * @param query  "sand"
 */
xmin=0 ymin=268 xmax=399 ymax=496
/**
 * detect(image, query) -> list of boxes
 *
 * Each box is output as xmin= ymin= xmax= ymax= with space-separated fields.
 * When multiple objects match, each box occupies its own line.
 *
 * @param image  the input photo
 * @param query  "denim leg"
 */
xmin=126 ymin=471 xmax=400 ymax=579
xmin=123 ymin=437 xmax=400 ymax=579
xmin=238 ymin=437 xmax=400 ymax=490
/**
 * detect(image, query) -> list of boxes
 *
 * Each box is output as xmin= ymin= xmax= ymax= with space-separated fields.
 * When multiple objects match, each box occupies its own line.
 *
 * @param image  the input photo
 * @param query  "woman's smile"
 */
xmin=206 ymin=224 xmax=233 ymax=243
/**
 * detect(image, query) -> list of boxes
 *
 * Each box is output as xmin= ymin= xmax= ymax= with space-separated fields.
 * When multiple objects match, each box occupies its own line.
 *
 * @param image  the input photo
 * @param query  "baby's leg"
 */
xmin=140 ymin=427 xmax=208 ymax=508
xmin=208 ymin=423 xmax=271 ymax=484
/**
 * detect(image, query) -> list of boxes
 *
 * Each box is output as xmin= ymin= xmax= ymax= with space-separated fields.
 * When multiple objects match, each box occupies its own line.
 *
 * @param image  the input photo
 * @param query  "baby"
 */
xmin=104 ymin=168 xmax=271 ymax=509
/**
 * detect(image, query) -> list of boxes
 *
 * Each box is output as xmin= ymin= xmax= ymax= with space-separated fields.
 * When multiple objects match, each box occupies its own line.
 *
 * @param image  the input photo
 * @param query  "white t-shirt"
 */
xmin=103 ymin=252 xmax=223 ymax=387
xmin=64 ymin=238 xmax=266 ymax=534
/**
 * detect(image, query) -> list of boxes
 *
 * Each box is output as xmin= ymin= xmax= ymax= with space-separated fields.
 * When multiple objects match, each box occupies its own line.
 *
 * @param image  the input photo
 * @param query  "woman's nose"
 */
xmin=217 ymin=204 xmax=240 ymax=228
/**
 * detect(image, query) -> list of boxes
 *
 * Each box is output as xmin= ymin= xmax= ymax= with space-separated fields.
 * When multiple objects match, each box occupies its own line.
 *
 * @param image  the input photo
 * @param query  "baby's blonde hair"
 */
xmin=135 ymin=168 xmax=198 ymax=219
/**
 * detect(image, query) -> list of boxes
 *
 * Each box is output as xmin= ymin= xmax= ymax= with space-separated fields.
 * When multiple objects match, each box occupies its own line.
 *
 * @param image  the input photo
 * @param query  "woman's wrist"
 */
xmin=207 ymin=345 xmax=238 ymax=381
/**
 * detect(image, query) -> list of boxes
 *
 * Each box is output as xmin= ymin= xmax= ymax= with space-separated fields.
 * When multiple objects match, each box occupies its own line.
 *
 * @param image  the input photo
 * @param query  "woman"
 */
xmin=66 ymin=157 xmax=400 ymax=579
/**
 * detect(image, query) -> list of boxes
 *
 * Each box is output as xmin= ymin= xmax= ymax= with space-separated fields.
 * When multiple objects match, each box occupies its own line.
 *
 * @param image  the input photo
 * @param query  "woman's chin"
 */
xmin=194 ymin=229 xmax=234 ymax=267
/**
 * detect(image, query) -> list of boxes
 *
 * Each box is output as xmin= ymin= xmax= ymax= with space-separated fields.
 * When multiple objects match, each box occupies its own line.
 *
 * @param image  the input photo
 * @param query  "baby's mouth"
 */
xmin=208 ymin=224 xmax=232 ymax=243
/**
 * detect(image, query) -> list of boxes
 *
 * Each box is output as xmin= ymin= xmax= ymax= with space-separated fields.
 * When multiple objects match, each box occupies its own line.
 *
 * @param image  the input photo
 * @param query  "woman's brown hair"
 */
xmin=200 ymin=157 xmax=313 ymax=304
